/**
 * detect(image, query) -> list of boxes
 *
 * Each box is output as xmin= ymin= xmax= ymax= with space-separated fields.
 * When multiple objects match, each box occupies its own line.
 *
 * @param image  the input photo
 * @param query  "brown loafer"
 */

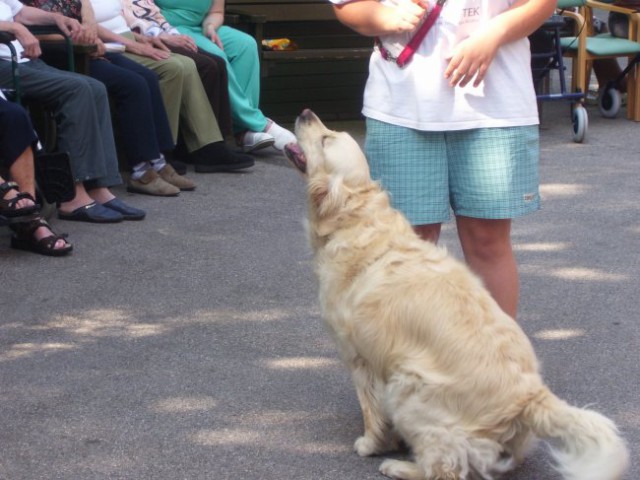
xmin=127 ymin=169 xmax=180 ymax=197
xmin=158 ymin=164 xmax=196 ymax=191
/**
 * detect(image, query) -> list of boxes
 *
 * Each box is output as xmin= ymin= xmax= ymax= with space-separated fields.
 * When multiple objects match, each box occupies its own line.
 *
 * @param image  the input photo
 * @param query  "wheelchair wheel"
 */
xmin=572 ymin=105 xmax=588 ymax=143
xmin=598 ymin=87 xmax=622 ymax=118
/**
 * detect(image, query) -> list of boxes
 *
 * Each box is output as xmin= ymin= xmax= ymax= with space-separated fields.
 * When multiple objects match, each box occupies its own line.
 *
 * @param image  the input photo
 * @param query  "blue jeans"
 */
xmin=90 ymin=53 xmax=175 ymax=168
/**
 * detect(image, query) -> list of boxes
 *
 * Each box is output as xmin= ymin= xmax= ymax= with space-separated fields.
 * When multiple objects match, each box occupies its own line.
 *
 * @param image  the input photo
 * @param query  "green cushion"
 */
xmin=560 ymin=33 xmax=640 ymax=55
xmin=557 ymin=0 xmax=585 ymax=8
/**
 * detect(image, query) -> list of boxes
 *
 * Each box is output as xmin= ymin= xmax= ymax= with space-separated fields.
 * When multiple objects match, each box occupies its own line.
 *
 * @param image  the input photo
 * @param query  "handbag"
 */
xmin=34 ymin=151 xmax=76 ymax=204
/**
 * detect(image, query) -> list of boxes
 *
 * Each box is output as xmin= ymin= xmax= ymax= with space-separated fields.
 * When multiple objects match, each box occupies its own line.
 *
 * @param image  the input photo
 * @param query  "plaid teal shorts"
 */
xmin=364 ymin=119 xmax=541 ymax=225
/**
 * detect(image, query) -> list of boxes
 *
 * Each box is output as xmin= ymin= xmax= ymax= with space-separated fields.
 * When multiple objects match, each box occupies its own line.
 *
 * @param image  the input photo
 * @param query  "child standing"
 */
xmin=330 ymin=0 xmax=556 ymax=319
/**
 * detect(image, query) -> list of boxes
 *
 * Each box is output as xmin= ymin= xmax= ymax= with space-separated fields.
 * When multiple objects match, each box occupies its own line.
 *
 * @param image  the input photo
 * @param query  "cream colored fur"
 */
xmin=288 ymin=110 xmax=629 ymax=480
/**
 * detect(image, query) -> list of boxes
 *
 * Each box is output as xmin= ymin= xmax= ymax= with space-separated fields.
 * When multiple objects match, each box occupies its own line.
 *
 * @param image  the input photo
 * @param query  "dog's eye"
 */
xmin=321 ymin=135 xmax=333 ymax=147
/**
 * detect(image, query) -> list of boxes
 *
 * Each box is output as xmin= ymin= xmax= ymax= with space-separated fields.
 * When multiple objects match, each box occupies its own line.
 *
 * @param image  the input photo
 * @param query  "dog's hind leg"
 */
xmin=351 ymin=359 xmax=392 ymax=456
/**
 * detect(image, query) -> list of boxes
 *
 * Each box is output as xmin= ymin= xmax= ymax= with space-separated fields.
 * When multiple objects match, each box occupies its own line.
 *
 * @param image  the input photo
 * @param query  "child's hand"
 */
xmin=444 ymin=27 xmax=500 ymax=88
xmin=381 ymin=0 xmax=428 ymax=34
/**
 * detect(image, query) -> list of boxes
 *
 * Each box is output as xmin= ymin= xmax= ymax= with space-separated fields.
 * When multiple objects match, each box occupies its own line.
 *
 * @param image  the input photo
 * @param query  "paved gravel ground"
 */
xmin=1 ymin=99 xmax=638 ymax=479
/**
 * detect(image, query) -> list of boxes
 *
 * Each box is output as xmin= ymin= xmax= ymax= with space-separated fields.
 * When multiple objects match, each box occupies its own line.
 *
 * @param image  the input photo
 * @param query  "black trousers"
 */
xmin=170 ymin=46 xmax=233 ymax=138
xmin=0 ymin=97 xmax=38 ymax=169
xmin=89 ymin=53 xmax=175 ymax=168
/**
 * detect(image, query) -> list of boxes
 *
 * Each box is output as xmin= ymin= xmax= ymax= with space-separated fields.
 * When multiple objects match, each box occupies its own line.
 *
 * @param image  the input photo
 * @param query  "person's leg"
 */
xmin=456 ymin=217 xmax=518 ymax=319
xmin=89 ymin=54 xmax=190 ymax=195
xmin=212 ymin=26 xmax=295 ymax=149
xmin=12 ymin=61 xmax=117 ymax=186
xmin=124 ymin=50 xmax=253 ymax=172
xmin=105 ymin=53 xmax=175 ymax=153
xmin=170 ymin=53 xmax=223 ymax=151
xmin=20 ymin=60 xmax=134 ymax=218
xmin=125 ymin=52 xmax=221 ymax=149
xmin=179 ymin=26 xmax=268 ymax=133
xmin=593 ymin=13 xmax=630 ymax=93
xmin=0 ymin=97 xmax=38 ymax=209
xmin=1 ymin=151 xmax=38 ymax=216
xmin=593 ymin=59 xmax=626 ymax=93
xmin=176 ymin=26 xmax=294 ymax=150
xmin=6 ymin=150 xmax=71 ymax=252
xmin=124 ymin=51 xmax=185 ymax=144
xmin=447 ymin=126 xmax=540 ymax=320
xmin=61 ymin=75 xmax=127 ymax=216
xmin=170 ymin=45 xmax=233 ymax=138
xmin=2 ymin=61 xmax=139 ymax=221
xmin=8 ymin=147 xmax=36 ymax=200
xmin=2 ymin=61 xmax=114 ymax=218
xmin=89 ymin=55 xmax=164 ymax=167
xmin=365 ymin=118 xmax=451 ymax=232
xmin=215 ymin=26 xmax=263 ymax=119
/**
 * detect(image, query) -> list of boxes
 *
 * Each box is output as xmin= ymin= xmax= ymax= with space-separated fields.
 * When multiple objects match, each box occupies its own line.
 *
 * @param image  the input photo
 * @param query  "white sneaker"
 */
xmin=240 ymin=131 xmax=275 ymax=153
xmin=264 ymin=119 xmax=296 ymax=152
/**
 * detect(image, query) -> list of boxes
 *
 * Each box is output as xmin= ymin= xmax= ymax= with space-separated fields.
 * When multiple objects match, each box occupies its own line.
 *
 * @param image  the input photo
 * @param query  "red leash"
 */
xmin=377 ymin=0 xmax=447 ymax=68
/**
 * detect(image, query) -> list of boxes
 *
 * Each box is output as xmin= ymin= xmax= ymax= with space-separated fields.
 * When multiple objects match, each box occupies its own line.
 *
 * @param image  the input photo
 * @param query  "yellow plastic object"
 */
xmin=261 ymin=38 xmax=297 ymax=51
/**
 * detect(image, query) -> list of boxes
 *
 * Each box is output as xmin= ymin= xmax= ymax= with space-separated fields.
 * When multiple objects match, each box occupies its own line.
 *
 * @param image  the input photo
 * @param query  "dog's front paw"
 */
xmin=354 ymin=435 xmax=383 ymax=457
xmin=379 ymin=459 xmax=423 ymax=480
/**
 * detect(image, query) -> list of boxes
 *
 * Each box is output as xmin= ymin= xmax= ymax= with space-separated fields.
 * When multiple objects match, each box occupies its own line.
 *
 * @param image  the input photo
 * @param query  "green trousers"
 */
xmin=123 ymin=37 xmax=223 ymax=152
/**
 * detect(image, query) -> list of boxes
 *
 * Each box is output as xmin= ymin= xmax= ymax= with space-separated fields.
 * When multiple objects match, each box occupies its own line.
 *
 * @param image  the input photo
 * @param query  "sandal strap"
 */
xmin=35 ymin=232 xmax=69 ymax=250
xmin=9 ymin=215 xmax=51 ymax=237
xmin=0 ymin=184 xmax=38 ymax=217
xmin=10 ymin=217 xmax=72 ymax=256
xmin=4 ymin=191 xmax=36 ymax=208
xmin=0 ymin=181 xmax=19 ymax=197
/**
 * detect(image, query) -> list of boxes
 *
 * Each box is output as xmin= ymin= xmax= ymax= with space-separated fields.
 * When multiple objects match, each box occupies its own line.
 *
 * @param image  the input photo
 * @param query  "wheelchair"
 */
xmin=529 ymin=12 xmax=589 ymax=142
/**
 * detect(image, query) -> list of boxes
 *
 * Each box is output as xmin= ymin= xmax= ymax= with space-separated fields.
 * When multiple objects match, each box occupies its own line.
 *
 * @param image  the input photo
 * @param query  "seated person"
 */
xmin=155 ymin=0 xmax=297 ymax=153
xmin=22 ymin=0 xmax=195 ymax=196
xmin=90 ymin=0 xmax=255 ymax=173
xmin=122 ymin=0 xmax=233 ymax=138
xmin=0 ymin=94 xmax=72 ymax=255
xmin=593 ymin=2 xmax=640 ymax=93
xmin=0 ymin=0 xmax=145 ymax=223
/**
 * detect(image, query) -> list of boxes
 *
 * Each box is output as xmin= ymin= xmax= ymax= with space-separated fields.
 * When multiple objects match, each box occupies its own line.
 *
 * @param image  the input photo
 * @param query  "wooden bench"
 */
xmin=226 ymin=0 xmax=373 ymax=122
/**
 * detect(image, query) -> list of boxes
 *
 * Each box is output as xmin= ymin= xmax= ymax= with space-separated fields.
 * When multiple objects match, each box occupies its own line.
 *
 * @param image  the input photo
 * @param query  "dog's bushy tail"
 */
xmin=521 ymin=388 xmax=629 ymax=480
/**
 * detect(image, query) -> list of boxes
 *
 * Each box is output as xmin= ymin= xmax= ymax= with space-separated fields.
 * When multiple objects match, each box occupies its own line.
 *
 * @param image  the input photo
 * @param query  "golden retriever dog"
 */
xmin=285 ymin=110 xmax=629 ymax=480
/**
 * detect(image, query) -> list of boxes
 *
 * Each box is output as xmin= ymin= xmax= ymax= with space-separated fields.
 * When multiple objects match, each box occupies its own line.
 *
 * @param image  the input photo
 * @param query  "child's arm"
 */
xmin=445 ymin=0 xmax=556 ymax=88
xmin=332 ymin=0 xmax=427 ymax=37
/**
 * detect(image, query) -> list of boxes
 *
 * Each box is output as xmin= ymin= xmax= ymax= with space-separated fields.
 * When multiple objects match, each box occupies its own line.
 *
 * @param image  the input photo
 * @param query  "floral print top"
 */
xmin=22 ymin=0 xmax=82 ymax=20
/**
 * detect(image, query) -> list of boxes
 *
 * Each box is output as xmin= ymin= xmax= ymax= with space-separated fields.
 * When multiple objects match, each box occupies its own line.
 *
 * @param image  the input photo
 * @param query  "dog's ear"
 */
xmin=308 ymin=174 xmax=330 ymax=210
xmin=308 ymin=174 xmax=349 ymax=236
xmin=311 ymin=174 xmax=348 ymax=214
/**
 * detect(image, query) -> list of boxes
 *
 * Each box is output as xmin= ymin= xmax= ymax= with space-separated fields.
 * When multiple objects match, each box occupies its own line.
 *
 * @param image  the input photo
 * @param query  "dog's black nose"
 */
xmin=299 ymin=108 xmax=315 ymax=123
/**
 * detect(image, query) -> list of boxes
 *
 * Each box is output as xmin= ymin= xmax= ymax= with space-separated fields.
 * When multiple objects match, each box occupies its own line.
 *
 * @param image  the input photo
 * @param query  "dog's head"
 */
xmin=285 ymin=110 xmax=382 ymax=240
xmin=285 ymin=109 xmax=371 ymax=185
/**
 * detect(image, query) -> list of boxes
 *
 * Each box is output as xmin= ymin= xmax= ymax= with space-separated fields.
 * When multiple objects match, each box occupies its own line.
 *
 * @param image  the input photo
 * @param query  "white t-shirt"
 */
xmin=90 ymin=0 xmax=130 ymax=34
xmin=329 ymin=0 xmax=539 ymax=131
xmin=0 ymin=0 xmax=27 ymax=63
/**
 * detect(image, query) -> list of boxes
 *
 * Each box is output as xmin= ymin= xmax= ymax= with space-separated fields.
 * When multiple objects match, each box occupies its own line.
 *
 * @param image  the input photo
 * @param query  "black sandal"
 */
xmin=10 ymin=216 xmax=73 ymax=257
xmin=0 ymin=181 xmax=38 ymax=218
